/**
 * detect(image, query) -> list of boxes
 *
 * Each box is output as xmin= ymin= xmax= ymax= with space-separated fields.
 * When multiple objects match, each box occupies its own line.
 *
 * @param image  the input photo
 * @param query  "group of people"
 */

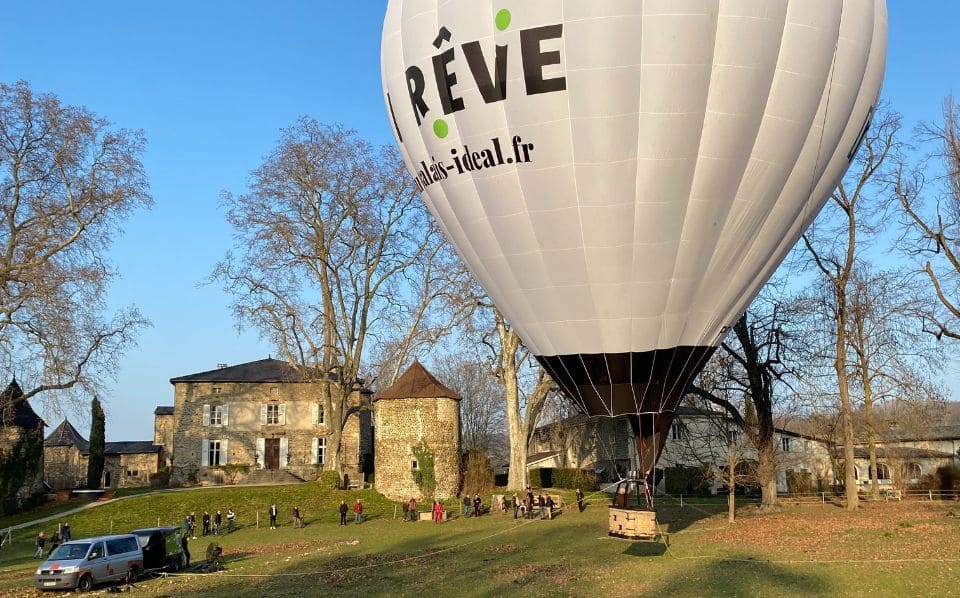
xmin=33 ymin=523 xmax=72 ymax=559
xmin=183 ymin=508 xmax=236 ymax=538
xmin=338 ymin=499 xmax=363 ymax=525
xmin=508 ymin=487 xmax=559 ymax=520
xmin=461 ymin=493 xmax=483 ymax=518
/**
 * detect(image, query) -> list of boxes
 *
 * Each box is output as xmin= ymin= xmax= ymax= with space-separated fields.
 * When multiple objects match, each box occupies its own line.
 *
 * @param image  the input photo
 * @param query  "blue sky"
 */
xmin=1 ymin=1 xmax=958 ymax=441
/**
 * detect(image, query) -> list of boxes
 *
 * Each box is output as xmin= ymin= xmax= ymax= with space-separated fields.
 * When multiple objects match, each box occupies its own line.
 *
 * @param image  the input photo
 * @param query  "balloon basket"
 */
xmin=608 ymin=506 xmax=658 ymax=541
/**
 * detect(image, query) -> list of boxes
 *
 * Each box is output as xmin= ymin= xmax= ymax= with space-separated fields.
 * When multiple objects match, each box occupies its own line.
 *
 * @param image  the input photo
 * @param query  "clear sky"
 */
xmin=1 ymin=1 xmax=958 ymax=441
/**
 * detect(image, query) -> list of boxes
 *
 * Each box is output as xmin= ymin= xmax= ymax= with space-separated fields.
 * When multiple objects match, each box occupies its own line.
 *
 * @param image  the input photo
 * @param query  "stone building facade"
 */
xmin=374 ymin=361 xmax=461 ymax=501
xmin=153 ymin=406 xmax=175 ymax=468
xmin=168 ymin=359 xmax=373 ymax=486
xmin=43 ymin=419 xmax=163 ymax=490
xmin=0 ymin=379 xmax=45 ymax=508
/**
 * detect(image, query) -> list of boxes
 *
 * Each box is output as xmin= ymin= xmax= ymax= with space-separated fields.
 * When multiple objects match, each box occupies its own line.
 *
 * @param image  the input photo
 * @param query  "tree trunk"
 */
xmin=727 ymin=447 xmax=736 ymax=523
xmin=865 ymin=388 xmax=879 ymax=498
xmin=757 ymin=437 xmax=779 ymax=511
xmin=504 ymin=354 xmax=528 ymax=491
xmin=835 ymin=309 xmax=859 ymax=510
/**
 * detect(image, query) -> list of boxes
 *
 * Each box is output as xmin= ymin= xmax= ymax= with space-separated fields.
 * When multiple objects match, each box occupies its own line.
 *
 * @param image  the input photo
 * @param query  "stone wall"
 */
xmin=170 ymin=380 xmax=370 ymax=485
xmin=1 ymin=425 xmax=44 ymax=503
xmin=375 ymin=397 xmax=461 ymax=501
xmin=154 ymin=414 xmax=175 ymax=467
xmin=44 ymin=445 xmax=85 ymax=491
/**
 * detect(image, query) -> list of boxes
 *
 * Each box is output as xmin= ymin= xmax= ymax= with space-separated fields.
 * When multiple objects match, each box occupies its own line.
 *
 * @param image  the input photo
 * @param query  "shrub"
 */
xmin=664 ymin=465 xmax=711 ymax=496
xmin=935 ymin=464 xmax=960 ymax=498
xmin=412 ymin=442 xmax=436 ymax=497
xmin=317 ymin=470 xmax=341 ymax=490
xmin=528 ymin=468 xmax=596 ymax=490
xmin=461 ymin=450 xmax=494 ymax=496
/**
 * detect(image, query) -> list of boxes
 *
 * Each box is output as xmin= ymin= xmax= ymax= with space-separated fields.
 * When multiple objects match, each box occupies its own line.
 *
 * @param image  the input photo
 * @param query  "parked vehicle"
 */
xmin=131 ymin=527 xmax=185 ymax=571
xmin=34 ymin=534 xmax=143 ymax=592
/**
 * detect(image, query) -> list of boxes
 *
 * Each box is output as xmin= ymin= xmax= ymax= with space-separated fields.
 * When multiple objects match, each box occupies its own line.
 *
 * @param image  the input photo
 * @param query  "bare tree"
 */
xmin=847 ymin=266 xmax=944 ymax=496
xmin=433 ymin=350 xmax=505 ymax=454
xmin=481 ymin=305 xmax=553 ymax=491
xmin=691 ymin=300 xmax=798 ymax=511
xmin=0 ymin=81 xmax=151 ymax=410
xmin=801 ymin=108 xmax=901 ymax=510
xmin=214 ymin=120 xmax=460 ymax=475
xmin=895 ymin=96 xmax=960 ymax=339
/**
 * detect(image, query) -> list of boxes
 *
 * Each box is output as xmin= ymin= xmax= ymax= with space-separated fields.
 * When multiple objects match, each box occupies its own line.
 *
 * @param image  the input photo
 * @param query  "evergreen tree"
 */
xmin=86 ymin=398 xmax=106 ymax=489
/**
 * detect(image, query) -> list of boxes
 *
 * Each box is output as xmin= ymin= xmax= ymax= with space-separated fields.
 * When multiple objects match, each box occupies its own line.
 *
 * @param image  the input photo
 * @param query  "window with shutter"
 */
xmin=201 ymin=439 xmax=210 ymax=466
xmin=261 ymin=404 xmax=268 ymax=425
xmin=222 ymin=404 xmax=230 ymax=426
xmin=221 ymin=439 xmax=229 ymax=465
xmin=278 ymin=404 xmax=286 ymax=426
xmin=202 ymin=404 xmax=211 ymax=426
xmin=256 ymin=438 xmax=265 ymax=468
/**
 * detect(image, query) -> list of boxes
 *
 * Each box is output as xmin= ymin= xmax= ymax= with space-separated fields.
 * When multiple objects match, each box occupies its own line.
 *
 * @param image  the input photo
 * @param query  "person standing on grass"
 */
xmin=34 ymin=531 xmax=45 ymax=558
xmin=226 ymin=509 xmax=236 ymax=533
xmin=402 ymin=499 xmax=409 ymax=522
xmin=61 ymin=523 xmax=71 ymax=542
xmin=354 ymin=499 xmax=363 ymax=524
xmin=48 ymin=530 xmax=61 ymax=556
xmin=473 ymin=494 xmax=482 ymax=517
xmin=214 ymin=510 xmax=222 ymax=535
xmin=538 ymin=494 xmax=546 ymax=519
xmin=512 ymin=494 xmax=519 ymax=520
xmin=339 ymin=500 xmax=348 ymax=526
xmin=546 ymin=495 xmax=555 ymax=520
xmin=433 ymin=500 xmax=443 ymax=523
xmin=269 ymin=502 xmax=279 ymax=529
xmin=189 ymin=512 xmax=197 ymax=539
xmin=576 ymin=488 xmax=585 ymax=512
xmin=463 ymin=494 xmax=471 ymax=518
xmin=526 ymin=488 xmax=535 ymax=518
xmin=292 ymin=506 xmax=302 ymax=528
xmin=408 ymin=497 xmax=417 ymax=522
xmin=202 ymin=511 xmax=211 ymax=536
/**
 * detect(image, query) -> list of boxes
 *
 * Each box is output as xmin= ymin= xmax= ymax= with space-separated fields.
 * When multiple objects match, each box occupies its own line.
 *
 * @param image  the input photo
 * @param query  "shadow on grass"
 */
xmin=646 ymin=555 xmax=833 ymax=596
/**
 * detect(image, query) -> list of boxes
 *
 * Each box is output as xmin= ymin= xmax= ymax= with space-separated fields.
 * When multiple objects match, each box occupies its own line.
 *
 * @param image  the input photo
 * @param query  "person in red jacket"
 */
xmin=353 ymin=499 xmax=363 ymax=524
xmin=432 ymin=500 xmax=443 ymax=524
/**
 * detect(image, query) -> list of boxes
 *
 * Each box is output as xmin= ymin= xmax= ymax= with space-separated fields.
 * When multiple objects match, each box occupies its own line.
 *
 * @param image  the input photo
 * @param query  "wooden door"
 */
xmin=265 ymin=438 xmax=280 ymax=470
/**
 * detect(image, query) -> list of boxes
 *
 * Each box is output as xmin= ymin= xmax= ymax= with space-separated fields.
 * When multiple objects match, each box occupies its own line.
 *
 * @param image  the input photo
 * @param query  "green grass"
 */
xmin=2 ymin=485 xmax=959 ymax=597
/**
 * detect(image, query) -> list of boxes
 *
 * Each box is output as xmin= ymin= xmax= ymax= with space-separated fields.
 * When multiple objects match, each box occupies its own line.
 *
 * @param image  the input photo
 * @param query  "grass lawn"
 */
xmin=2 ymin=485 xmax=959 ymax=597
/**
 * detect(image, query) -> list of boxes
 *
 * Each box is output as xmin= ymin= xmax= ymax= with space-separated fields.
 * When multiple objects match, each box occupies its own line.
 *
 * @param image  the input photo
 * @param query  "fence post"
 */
xmin=110 ymin=520 xmax=113 ymax=534
xmin=821 ymin=492 xmax=825 ymax=504
xmin=680 ymin=494 xmax=683 ymax=509
xmin=929 ymin=490 xmax=933 ymax=501
xmin=256 ymin=511 xmax=260 ymax=529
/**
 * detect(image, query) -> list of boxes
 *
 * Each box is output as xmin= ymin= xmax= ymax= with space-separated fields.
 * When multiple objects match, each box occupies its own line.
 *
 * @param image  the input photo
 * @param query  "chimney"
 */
xmin=216 ymin=363 xmax=228 ymax=370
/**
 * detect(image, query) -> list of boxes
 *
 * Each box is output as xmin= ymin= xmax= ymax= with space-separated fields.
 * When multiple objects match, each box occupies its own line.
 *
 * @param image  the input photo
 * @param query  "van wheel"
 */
xmin=127 ymin=567 xmax=139 ymax=583
xmin=77 ymin=575 xmax=93 ymax=592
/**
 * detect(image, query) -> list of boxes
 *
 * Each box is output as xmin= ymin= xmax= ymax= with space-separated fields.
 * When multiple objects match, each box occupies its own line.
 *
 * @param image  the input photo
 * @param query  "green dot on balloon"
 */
xmin=495 ymin=9 xmax=511 ymax=31
xmin=433 ymin=119 xmax=449 ymax=139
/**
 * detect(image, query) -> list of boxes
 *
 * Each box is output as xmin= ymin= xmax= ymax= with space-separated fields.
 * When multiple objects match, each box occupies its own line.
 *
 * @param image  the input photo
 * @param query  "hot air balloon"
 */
xmin=381 ymin=0 xmax=887 ymax=537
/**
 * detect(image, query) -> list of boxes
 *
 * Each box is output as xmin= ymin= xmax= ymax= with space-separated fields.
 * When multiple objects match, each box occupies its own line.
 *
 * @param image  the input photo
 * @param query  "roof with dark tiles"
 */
xmin=0 ymin=378 xmax=44 ymax=430
xmin=375 ymin=360 xmax=460 ymax=401
xmin=169 ymin=358 xmax=323 ymax=384
xmin=45 ymin=419 xmax=89 ymax=450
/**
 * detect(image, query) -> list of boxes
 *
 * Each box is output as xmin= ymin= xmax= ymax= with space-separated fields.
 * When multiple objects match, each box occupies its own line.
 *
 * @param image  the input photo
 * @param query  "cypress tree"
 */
xmin=86 ymin=398 xmax=106 ymax=489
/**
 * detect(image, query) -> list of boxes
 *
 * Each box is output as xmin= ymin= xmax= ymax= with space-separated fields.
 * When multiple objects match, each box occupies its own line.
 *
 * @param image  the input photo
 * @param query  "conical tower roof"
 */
xmin=375 ymin=360 xmax=460 ymax=401
xmin=44 ymin=419 xmax=89 ymax=450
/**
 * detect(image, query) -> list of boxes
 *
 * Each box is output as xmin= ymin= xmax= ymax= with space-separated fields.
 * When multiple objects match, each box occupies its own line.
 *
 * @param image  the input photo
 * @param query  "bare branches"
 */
xmin=0 ymin=81 xmax=152 ymax=409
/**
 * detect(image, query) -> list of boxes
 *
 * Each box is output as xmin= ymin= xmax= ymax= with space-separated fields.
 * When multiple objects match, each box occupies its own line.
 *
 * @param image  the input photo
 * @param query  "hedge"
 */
xmin=663 ymin=465 xmax=711 ymax=496
xmin=528 ymin=468 xmax=597 ymax=490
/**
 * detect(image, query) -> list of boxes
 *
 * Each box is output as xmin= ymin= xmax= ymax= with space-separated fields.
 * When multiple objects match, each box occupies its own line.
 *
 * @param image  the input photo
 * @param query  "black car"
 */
xmin=130 ymin=527 xmax=185 ymax=571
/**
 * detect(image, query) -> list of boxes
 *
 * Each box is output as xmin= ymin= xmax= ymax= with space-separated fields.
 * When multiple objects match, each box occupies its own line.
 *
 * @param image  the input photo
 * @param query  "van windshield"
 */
xmin=49 ymin=543 xmax=91 ymax=560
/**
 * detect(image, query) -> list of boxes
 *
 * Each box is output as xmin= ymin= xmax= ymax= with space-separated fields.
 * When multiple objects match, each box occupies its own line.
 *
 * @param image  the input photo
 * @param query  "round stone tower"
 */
xmin=374 ymin=360 xmax=461 ymax=501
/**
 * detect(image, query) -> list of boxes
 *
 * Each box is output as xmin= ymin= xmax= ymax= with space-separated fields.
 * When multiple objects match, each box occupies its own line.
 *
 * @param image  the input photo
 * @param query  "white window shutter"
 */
xmin=279 ymin=437 xmax=289 ymax=467
xmin=201 ymin=439 xmax=209 ymax=467
xmin=202 ymin=404 xmax=210 ymax=426
xmin=256 ymin=438 xmax=265 ymax=468
xmin=311 ymin=438 xmax=319 ymax=465
xmin=260 ymin=404 xmax=268 ymax=425
xmin=221 ymin=439 xmax=229 ymax=465
xmin=311 ymin=403 xmax=319 ymax=426
xmin=279 ymin=404 xmax=286 ymax=425
xmin=222 ymin=404 xmax=229 ymax=426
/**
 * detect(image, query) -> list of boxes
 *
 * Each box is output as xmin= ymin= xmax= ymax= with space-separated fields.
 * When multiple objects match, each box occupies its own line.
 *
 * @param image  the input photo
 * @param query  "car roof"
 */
xmin=130 ymin=527 xmax=180 ymax=534
xmin=63 ymin=534 xmax=137 ymax=543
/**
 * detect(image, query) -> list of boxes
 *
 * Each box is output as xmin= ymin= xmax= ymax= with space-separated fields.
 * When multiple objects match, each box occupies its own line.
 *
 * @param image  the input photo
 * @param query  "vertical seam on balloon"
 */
xmin=723 ymin=0 xmax=879 ymax=334
xmin=700 ymin=0 xmax=841 ymax=341
xmin=665 ymin=1 xmax=721 ymax=361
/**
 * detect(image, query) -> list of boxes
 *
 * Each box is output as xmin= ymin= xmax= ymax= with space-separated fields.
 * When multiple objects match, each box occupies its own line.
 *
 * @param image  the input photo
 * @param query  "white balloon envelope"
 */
xmin=382 ymin=0 xmax=887 ymax=469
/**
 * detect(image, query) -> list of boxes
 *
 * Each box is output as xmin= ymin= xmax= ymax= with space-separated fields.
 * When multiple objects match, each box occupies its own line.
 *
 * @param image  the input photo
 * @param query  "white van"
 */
xmin=35 ymin=534 xmax=144 ymax=592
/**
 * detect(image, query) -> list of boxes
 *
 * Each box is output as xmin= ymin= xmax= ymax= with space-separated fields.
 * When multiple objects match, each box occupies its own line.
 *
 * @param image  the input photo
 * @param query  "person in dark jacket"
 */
xmin=214 ymin=510 xmax=222 ymax=535
xmin=339 ymin=500 xmax=348 ymax=526
xmin=180 ymin=534 xmax=190 ymax=567
xmin=538 ymin=494 xmax=546 ymax=519
xmin=269 ymin=503 xmax=279 ymax=529
xmin=463 ymin=494 xmax=471 ymax=518
xmin=61 ymin=523 xmax=72 ymax=542
xmin=576 ymin=488 xmax=585 ymax=512
xmin=202 ymin=511 xmax=211 ymax=536
xmin=512 ymin=494 xmax=519 ymax=520
xmin=473 ymin=494 xmax=482 ymax=517
xmin=546 ymin=495 xmax=555 ymax=520
xmin=48 ymin=530 xmax=61 ymax=556
xmin=34 ymin=531 xmax=45 ymax=558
